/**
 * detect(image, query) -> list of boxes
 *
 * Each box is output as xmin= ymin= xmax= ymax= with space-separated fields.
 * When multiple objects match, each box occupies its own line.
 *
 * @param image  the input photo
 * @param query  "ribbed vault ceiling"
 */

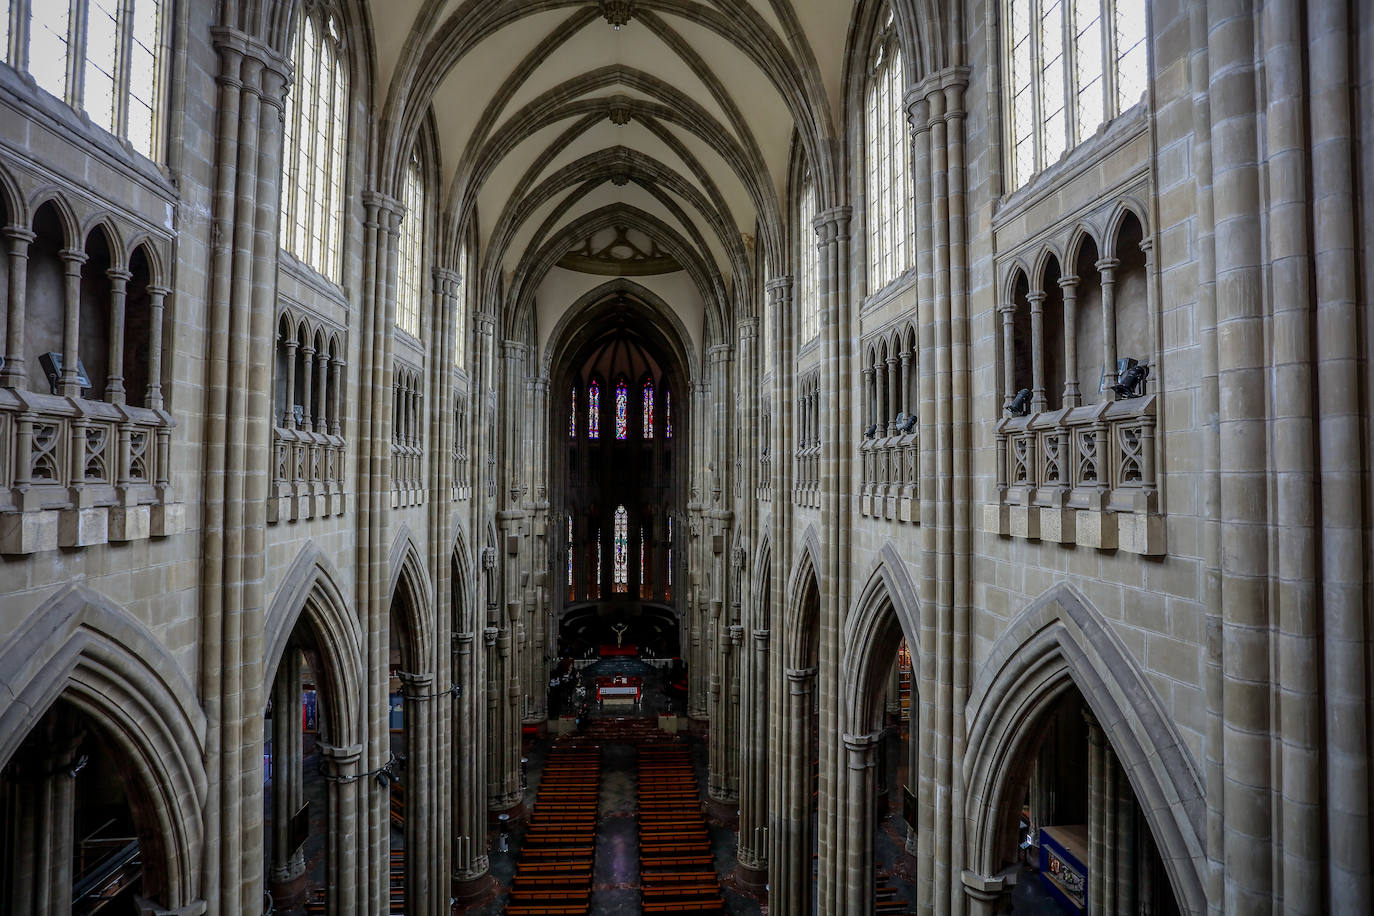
xmin=370 ymin=0 xmax=862 ymax=340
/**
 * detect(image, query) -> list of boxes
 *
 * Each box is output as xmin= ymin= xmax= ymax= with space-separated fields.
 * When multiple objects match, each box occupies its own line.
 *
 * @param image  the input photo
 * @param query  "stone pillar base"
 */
xmin=451 ymin=872 xmax=498 ymax=907
xmin=268 ymin=872 xmax=308 ymax=910
xmin=733 ymin=861 xmax=768 ymax=895
xmin=705 ymin=796 xmax=738 ymax=828
xmin=687 ymin=716 xmax=710 ymax=736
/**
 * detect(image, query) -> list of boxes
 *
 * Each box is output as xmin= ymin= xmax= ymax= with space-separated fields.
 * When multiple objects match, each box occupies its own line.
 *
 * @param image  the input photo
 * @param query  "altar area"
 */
xmin=595 ymin=674 xmax=643 ymax=707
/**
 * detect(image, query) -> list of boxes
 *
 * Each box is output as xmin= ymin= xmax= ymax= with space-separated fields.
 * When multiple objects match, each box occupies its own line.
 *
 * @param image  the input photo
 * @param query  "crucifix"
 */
xmin=611 ymin=622 xmax=628 ymax=647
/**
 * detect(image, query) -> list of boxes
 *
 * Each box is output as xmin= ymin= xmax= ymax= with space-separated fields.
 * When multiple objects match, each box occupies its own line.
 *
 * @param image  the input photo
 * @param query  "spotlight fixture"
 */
xmin=1006 ymin=388 xmax=1031 ymax=417
xmin=68 ymin=753 xmax=89 ymax=778
xmin=864 ymin=423 xmax=877 ymax=439
xmin=1111 ymin=359 xmax=1149 ymax=399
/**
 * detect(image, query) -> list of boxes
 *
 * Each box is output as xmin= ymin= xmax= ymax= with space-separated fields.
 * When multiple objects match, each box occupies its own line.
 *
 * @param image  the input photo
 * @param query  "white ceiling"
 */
xmin=371 ymin=0 xmax=858 ymax=346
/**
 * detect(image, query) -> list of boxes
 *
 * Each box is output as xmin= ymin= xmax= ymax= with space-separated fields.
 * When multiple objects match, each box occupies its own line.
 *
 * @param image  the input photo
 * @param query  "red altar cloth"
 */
xmin=600 ymin=644 xmax=638 ymax=656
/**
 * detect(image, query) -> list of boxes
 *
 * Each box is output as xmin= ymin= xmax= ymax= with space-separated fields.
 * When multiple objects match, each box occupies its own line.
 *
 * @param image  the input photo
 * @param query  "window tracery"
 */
xmin=281 ymin=5 xmax=349 ymax=280
xmin=613 ymin=504 xmax=628 ymax=592
xmin=396 ymin=153 xmax=424 ymax=338
xmin=614 ymin=378 xmax=628 ymax=440
xmin=865 ymin=11 xmax=910 ymax=292
xmin=588 ymin=380 xmax=600 ymax=439
xmin=1005 ymin=0 xmax=1149 ymax=189
xmin=6 ymin=0 xmax=168 ymax=160
xmin=642 ymin=380 xmax=654 ymax=438
xmin=798 ymin=177 xmax=820 ymax=343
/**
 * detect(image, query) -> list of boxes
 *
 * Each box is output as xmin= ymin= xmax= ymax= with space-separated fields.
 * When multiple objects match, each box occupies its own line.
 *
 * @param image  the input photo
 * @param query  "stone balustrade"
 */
xmin=270 ymin=425 xmax=347 ymax=522
xmin=0 ymin=388 xmax=182 ymax=553
xmin=984 ymin=393 xmax=1163 ymax=555
xmin=860 ymin=432 xmax=918 ymax=521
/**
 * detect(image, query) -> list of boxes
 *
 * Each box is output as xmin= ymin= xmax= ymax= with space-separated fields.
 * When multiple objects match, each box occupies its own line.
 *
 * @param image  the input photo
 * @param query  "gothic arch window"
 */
xmin=665 ymin=386 xmax=673 ymax=439
xmin=566 ymin=514 xmax=574 ymax=601
xmin=569 ymin=384 xmax=577 ymax=438
xmin=865 ymin=9 xmax=911 ymax=292
xmin=587 ymin=379 xmax=600 ymax=439
xmin=612 ymin=504 xmax=628 ymax=592
xmin=642 ymin=378 xmax=655 ymax=439
xmin=5 ymin=0 xmax=169 ymax=160
xmin=614 ymin=378 xmax=629 ymax=440
xmin=798 ymin=176 xmax=820 ymax=343
xmin=453 ymin=241 xmax=469 ymax=368
xmin=1004 ymin=0 xmax=1149 ymax=189
xmin=396 ymin=151 xmax=425 ymax=338
xmin=281 ymin=4 xmax=349 ymax=280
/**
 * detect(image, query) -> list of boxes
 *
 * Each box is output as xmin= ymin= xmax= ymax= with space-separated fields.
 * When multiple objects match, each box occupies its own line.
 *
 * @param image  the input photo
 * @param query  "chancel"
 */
xmin=1 ymin=1 xmax=1371 ymax=915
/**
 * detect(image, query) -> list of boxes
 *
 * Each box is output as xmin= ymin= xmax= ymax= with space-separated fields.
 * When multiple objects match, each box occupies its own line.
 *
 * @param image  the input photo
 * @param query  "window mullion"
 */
xmin=1102 ymin=0 xmax=1117 ymax=117
xmin=1063 ymin=0 xmax=1075 ymax=146
xmin=114 ymin=0 xmax=133 ymax=142
xmin=1029 ymin=0 xmax=1043 ymax=174
xmin=67 ymin=0 xmax=86 ymax=108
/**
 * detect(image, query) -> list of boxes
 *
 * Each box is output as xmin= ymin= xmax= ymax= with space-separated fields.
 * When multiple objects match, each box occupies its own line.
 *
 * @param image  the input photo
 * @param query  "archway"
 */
xmin=548 ymin=286 xmax=691 ymax=717
xmin=837 ymin=548 xmax=923 ymax=915
xmin=962 ymin=586 xmax=1205 ymax=915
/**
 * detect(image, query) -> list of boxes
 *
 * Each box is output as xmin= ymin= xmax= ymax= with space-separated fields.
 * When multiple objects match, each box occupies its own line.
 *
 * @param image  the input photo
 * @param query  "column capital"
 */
xmin=1025 ymin=289 xmax=1047 ymax=307
xmin=59 ymin=247 xmax=88 ymax=267
xmin=105 ymin=267 xmax=133 ymax=284
xmin=813 ymin=206 xmax=853 ymax=242
xmin=752 ymin=627 xmax=770 ymax=643
xmin=785 ymin=666 xmax=817 ymax=693
xmin=1095 ymin=256 xmax=1120 ymax=273
xmin=737 ymin=316 xmax=759 ymax=340
xmin=998 ymin=300 xmax=1017 ymax=315
xmin=398 ymin=671 xmax=435 ymax=699
xmin=1058 ymin=274 xmax=1080 ymax=290
xmin=317 ymin=742 xmax=364 ymax=776
xmin=842 ymin=730 xmax=881 ymax=767
xmin=3 ymin=224 xmax=36 ymax=246
xmin=765 ymin=275 xmax=794 ymax=296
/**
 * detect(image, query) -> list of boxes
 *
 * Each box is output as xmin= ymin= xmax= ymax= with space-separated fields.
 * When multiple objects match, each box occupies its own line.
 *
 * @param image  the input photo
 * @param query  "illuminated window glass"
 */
xmin=282 ymin=7 xmax=350 ymax=280
xmin=666 ymin=517 xmax=673 ymax=598
xmin=569 ymin=386 xmax=577 ymax=438
xmin=15 ymin=0 xmax=166 ymax=159
xmin=567 ymin=515 xmax=574 ymax=598
xmin=613 ymin=506 xmax=628 ymax=593
xmin=453 ymin=242 xmax=468 ymax=368
xmin=798 ymin=178 xmax=819 ymax=342
xmin=588 ymin=380 xmax=600 ymax=439
xmin=665 ymin=388 xmax=673 ymax=439
xmin=1004 ymin=0 xmax=1148 ymax=189
xmin=642 ymin=380 xmax=655 ymax=438
xmin=865 ymin=10 xmax=911 ymax=294
xmin=615 ymin=379 xmax=629 ymax=440
xmin=396 ymin=153 xmax=425 ymax=337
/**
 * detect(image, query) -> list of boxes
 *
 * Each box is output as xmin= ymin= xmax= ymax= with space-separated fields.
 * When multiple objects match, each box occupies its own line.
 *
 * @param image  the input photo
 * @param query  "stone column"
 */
xmin=319 ymin=742 xmax=364 ymax=916
xmin=736 ymin=625 xmax=770 ymax=889
xmin=887 ymin=355 xmax=900 ymax=434
xmin=1095 ymin=258 xmax=1119 ymax=392
xmin=1027 ymin=289 xmax=1047 ymax=412
xmin=282 ymin=335 xmax=298 ymax=426
xmin=1059 ymin=275 xmax=1081 ymax=407
xmin=144 ymin=285 xmax=167 ymax=410
xmin=269 ymin=653 xmax=306 ymax=908
xmin=58 ymin=248 xmax=86 ymax=397
xmin=998 ymin=302 xmax=1016 ymax=408
xmin=315 ymin=349 xmax=329 ymax=432
xmin=773 ymin=666 xmax=817 ymax=915
xmin=398 ymin=672 xmax=435 ymax=913
xmin=300 ymin=344 xmax=315 ymax=434
xmin=1 ymin=226 xmax=35 ymax=387
xmin=842 ymin=731 xmax=881 ymax=916
xmin=451 ymin=630 xmax=493 ymax=901
xmin=103 ymin=267 xmax=131 ymax=404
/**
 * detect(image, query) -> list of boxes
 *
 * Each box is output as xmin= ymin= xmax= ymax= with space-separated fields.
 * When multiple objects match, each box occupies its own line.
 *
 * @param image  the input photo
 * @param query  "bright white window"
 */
xmin=798 ymin=177 xmax=819 ymax=344
xmin=396 ymin=153 xmax=424 ymax=338
xmin=454 ymin=242 xmax=468 ymax=368
xmin=282 ymin=7 xmax=349 ymax=281
xmin=6 ymin=0 xmax=167 ymax=160
xmin=1005 ymin=0 xmax=1148 ymax=188
xmin=865 ymin=9 xmax=910 ymax=293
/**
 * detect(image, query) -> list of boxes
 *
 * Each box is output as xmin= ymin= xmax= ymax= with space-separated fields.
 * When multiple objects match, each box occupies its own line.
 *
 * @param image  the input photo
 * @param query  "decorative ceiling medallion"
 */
xmin=599 ymin=0 xmax=635 ymax=30
xmin=558 ymin=225 xmax=682 ymax=277
xmin=608 ymin=95 xmax=633 ymax=126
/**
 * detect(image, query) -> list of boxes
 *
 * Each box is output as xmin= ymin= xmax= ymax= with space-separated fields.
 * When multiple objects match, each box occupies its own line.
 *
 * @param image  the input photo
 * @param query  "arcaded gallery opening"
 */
xmin=1 ymin=0 xmax=1371 ymax=914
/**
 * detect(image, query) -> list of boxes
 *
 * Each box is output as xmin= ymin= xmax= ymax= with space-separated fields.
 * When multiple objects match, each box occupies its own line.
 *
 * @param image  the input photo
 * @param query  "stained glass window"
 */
xmin=1004 ymin=0 xmax=1148 ymax=189
xmin=570 ymin=386 xmax=577 ymax=438
xmin=665 ymin=389 xmax=673 ymax=439
xmin=567 ymin=515 xmax=574 ymax=588
xmin=588 ymin=381 xmax=600 ymax=439
xmin=666 ymin=517 xmax=673 ymax=599
xmin=593 ymin=531 xmax=602 ymax=599
xmin=642 ymin=380 xmax=655 ymax=438
xmin=615 ymin=379 xmax=629 ymax=440
xmin=613 ymin=505 xmax=628 ymax=593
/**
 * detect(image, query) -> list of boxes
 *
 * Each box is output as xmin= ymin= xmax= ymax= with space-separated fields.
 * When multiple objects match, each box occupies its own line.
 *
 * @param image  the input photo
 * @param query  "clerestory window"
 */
xmin=3 ymin=0 xmax=169 ymax=161
xmin=798 ymin=177 xmax=819 ymax=344
xmin=1005 ymin=0 xmax=1149 ymax=189
xmin=281 ymin=5 xmax=349 ymax=281
xmin=865 ymin=9 xmax=911 ymax=293
xmin=396 ymin=152 xmax=425 ymax=338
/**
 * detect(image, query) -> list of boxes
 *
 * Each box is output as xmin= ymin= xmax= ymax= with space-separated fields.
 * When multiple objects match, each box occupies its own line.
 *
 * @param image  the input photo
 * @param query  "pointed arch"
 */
xmin=29 ymin=193 xmax=81 ymax=248
xmin=389 ymin=527 xmax=435 ymax=672
xmin=841 ymin=543 xmax=921 ymax=734
xmin=751 ymin=529 xmax=773 ymax=623
xmin=783 ymin=525 xmax=823 ymax=668
xmin=963 ymin=583 xmax=1206 ymax=912
xmin=263 ymin=543 xmax=366 ymax=748
xmin=0 ymin=585 xmax=206 ymax=908
xmin=0 ymin=160 xmax=26 ymax=226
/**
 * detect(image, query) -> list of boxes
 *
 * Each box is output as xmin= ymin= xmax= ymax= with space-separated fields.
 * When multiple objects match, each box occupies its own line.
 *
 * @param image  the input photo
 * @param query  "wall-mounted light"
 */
xmin=864 ymin=424 xmax=877 ymax=438
xmin=1006 ymin=388 xmax=1031 ymax=417
xmin=1111 ymin=359 xmax=1149 ymax=399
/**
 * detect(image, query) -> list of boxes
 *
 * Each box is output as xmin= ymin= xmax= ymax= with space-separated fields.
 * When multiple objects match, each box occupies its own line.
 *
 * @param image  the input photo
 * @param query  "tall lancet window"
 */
xmin=569 ymin=386 xmax=577 ymax=438
xmin=588 ymin=381 xmax=600 ymax=439
xmin=396 ymin=152 xmax=425 ymax=337
xmin=798 ymin=177 xmax=820 ymax=343
xmin=865 ymin=9 xmax=911 ymax=292
xmin=567 ymin=515 xmax=574 ymax=600
xmin=642 ymin=380 xmax=655 ymax=438
xmin=282 ymin=6 xmax=349 ymax=280
xmin=613 ymin=505 xmax=629 ymax=593
xmin=666 ymin=517 xmax=673 ymax=599
xmin=665 ymin=388 xmax=673 ymax=439
xmin=615 ymin=379 xmax=629 ymax=440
